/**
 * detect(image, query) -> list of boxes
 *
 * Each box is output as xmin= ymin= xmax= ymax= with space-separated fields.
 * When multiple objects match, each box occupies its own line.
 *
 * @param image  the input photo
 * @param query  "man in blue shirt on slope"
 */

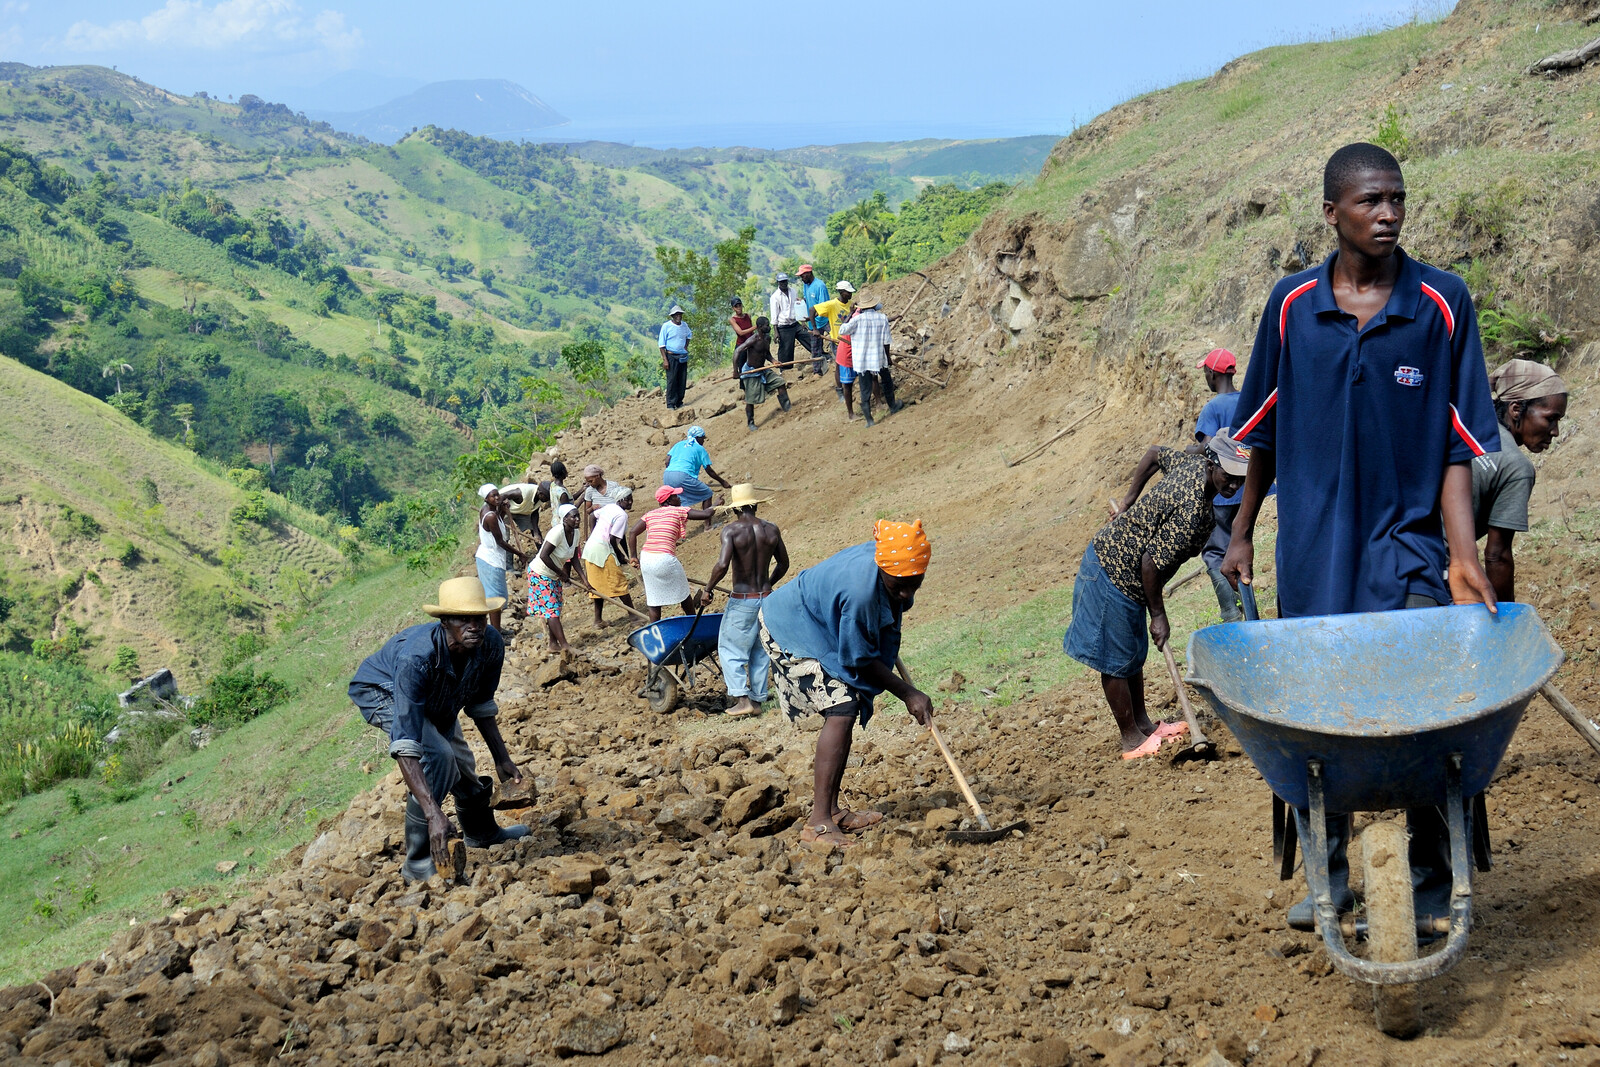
xmin=799 ymin=265 xmax=830 ymax=378
xmin=760 ymin=520 xmax=936 ymax=852
xmin=1222 ymin=142 xmax=1499 ymax=931
xmin=349 ymin=577 xmax=532 ymax=882
xmin=658 ymin=305 xmax=693 ymax=410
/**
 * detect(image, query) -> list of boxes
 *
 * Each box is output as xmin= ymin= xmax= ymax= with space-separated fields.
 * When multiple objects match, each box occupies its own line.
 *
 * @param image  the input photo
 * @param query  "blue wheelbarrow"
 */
xmin=627 ymin=609 xmax=724 ymax=714
xmin=1185 ymin=599 xmax=1563 ymax=1033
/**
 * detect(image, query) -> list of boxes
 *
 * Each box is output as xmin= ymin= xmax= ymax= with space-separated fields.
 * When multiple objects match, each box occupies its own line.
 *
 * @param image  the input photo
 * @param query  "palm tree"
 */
xmin=101 ymin=362 xmax=133 ymax=394
xmin=842 ymin=198 xmax=888 ymax=244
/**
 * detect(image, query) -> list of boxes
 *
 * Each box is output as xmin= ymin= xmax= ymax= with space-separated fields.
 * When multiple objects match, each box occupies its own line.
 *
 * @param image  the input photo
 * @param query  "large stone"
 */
xmin=534 ymin=657 xmax=575 ymax=688
xmin=692 ymin=1020 xmax=736 ymax=1058
xmin=433 ymin=911 xmax=486 ymax=955
xmin=759 ymin=931 xmax=810 ymax=963
xmin=1021 ymin=1037 xmax=1073 ymax=1067
xmin=654 ymin=795 xmax=718 ymax=837
xmin=356 ymin=920 xmax=392 ymax=952
xmin=188 ymin=942 xmax=236 ymax=985
xmin=553 ymin=1011 xmax=625 ymax=1056
xmin=943 ymin=949 xmax=987 ymax=976
xmin=901 ymin=970 xmax=949 ymax=999
xmin=769 ymin=978 xmax=801 ymax=1025
xmin=547 ymin=862 xmax=610 ymax=897
xmin=724 ymin=784 xmax=779 ymax=828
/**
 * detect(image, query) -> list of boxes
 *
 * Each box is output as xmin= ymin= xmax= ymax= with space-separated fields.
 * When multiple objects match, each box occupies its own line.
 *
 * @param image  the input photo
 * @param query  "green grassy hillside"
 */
xmin=0 ymin=556 xmax=441 ymax=985
xmin=0 ymin=355 xmax=343 ymax=682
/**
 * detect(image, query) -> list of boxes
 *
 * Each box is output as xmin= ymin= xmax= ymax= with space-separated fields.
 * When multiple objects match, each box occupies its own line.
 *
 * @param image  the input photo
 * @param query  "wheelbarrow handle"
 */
xmin=1240 ymin=581 xmax=1260 ymax=621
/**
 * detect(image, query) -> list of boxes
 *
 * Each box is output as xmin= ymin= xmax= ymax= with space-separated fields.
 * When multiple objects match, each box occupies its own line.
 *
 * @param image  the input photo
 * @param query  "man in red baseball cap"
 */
xmin=1193 ymin=348 xmax=1244 ymax=621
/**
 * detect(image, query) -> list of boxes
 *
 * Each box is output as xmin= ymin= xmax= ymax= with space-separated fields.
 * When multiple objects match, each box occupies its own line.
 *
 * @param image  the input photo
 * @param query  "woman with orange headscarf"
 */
xmin=759 ymin=519 xmax=936 ymax=851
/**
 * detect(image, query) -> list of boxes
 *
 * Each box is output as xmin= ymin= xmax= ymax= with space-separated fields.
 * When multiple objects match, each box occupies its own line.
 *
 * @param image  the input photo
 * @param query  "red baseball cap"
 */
xmin=798 ymin=264 xmax=814 ymax=274
xmin=1197 ymin=348 xmax=1236 ymax=373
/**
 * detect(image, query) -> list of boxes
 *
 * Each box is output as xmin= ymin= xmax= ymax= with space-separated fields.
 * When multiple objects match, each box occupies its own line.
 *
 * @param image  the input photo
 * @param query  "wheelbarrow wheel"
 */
xmin=644 ymin=665 xmax=679 ymax=715
xmin=1362 ymin=819 xmax=1419 ymax=1037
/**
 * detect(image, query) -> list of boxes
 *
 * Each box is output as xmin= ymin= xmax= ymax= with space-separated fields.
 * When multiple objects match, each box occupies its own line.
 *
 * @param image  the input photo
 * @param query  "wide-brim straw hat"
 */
xmin=423 ymin=576 xmax=505 ymax=616
xmin=718 ymin=483 xmax=772 ymax=511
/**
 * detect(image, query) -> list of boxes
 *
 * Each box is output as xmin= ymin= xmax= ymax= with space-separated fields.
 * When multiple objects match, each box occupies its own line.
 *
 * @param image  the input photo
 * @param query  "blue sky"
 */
xmin=16 ymin=1 xmax=1452 ymax=146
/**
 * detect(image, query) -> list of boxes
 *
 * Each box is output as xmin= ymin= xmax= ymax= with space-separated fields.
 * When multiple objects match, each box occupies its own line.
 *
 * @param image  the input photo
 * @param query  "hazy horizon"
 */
xmin=14 ymin=1 xmax=1454 ymax=150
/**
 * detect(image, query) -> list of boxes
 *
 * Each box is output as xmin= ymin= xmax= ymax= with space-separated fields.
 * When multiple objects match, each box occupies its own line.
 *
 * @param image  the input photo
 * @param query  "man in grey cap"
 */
xmin=659 ymin=305 xmax=693 ymax=410
xmin=769 ymin=272 xmax=811 ymax=377
xmin=1061 ymin=432 xmax=1248 ymax=759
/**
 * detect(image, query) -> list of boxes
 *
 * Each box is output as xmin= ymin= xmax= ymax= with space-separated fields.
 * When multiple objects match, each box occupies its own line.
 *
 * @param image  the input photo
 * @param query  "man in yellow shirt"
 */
xmin=810 ymin=280 xmax=856 ymax=417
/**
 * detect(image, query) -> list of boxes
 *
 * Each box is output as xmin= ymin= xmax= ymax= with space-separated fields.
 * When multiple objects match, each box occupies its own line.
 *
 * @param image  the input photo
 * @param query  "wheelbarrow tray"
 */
xmin=1185 ymin=604 xmax=1563 ymax=813
xmin=627 ymin=612 xmax=725 ymax=667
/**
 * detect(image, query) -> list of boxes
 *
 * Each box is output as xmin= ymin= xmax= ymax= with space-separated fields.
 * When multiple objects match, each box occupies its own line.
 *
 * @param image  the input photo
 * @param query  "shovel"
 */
xmin=897 ymin=657 xmax=1029 ymax=844
xmin=1160 ymin=641 xmax=1217 ymax=761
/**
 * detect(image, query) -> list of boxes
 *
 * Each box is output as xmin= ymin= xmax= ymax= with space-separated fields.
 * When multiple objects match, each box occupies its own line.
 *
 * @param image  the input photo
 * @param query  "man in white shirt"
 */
xmin=769 ymin=272 xmax=812 ymax=375
xmin=837 ymin=290 xmax=900 ymax=427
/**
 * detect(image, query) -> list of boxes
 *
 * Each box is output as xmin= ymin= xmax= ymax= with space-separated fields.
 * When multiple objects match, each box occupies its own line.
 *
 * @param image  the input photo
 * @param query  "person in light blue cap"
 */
xmin=661 ymin=425 xmax=732 ymax=507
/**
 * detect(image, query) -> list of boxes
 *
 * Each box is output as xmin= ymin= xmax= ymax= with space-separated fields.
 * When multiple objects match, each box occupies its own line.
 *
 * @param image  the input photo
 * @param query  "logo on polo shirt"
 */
xmin=1394 ymin=365 xmax=1425 ymax=387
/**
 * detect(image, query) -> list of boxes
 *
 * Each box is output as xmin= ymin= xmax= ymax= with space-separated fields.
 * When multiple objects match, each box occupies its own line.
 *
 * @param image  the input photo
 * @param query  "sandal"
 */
xmin=799 ymin=823 xmax=855 ymax=852
xmin=1120 ymin=734 xmax=1164 ymax=761
xmin=1153 ymin=721 xmax=1190 ymax=740
xmin=835 ymin=809 xmax=884 ymax=833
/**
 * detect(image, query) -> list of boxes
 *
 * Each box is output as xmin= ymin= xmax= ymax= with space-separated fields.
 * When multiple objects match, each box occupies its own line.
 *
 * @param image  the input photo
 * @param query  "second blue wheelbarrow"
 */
xmin=627 ymin=610 xmax=724 ymax=713
xmin=1184 ymin=601 xmax=1563 ymax=1034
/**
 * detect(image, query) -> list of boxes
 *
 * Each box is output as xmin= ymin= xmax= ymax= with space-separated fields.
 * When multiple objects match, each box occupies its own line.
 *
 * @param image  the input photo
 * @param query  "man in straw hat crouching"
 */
xmin=705 ymin=484 xmax=789 ymax=719
xmin=348 ymin=577 xmax=532 ymax=881
xmin=759 ymin=519 xmax=935 ymax=850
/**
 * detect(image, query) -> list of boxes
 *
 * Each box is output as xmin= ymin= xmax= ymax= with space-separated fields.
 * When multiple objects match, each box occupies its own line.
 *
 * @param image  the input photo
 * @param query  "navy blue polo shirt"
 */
xmin=1232 ymin=249 xmax=1498 ymax=617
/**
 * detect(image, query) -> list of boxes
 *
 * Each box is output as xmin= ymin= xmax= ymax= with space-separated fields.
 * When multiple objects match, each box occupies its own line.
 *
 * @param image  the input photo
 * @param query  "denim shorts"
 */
xmin=1062 ymin=543 xmax=1149 ymax=679
xmin=476 ymin=556 xmax=508 ymax=601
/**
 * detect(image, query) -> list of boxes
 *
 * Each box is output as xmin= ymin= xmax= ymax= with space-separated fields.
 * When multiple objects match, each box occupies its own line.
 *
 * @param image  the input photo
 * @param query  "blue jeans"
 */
xmin=662 ymin=469 xmax=713 ymax=505
xmin=718 ymin=596 xmax=770 ymax=701
xmin=351 ymin=690 xmax=480 ymax=803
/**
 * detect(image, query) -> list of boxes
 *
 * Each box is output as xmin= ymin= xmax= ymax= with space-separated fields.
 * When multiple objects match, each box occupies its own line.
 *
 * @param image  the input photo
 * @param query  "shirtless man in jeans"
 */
xmin=705 ymin=484 xmax=789 ymax=717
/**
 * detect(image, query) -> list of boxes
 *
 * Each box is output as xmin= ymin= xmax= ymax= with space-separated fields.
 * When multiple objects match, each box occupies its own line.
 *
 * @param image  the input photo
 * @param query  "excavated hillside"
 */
xmin=8 ymin=2 xmax=1600 ymax=1065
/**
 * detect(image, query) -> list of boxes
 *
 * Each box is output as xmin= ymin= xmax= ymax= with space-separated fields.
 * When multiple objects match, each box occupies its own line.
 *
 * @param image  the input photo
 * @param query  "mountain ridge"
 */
xmin=307 ymin=78 xmax=568 ymax=144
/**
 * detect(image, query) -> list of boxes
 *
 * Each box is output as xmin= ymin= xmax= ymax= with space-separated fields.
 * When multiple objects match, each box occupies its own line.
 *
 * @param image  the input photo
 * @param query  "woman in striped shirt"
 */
xmin=627 ymin=485 xmax=720 ymax=622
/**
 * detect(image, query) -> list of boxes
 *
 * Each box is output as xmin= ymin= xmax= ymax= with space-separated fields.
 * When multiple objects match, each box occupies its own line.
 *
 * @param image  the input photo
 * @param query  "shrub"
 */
xmin=1374 ymin=103 xmax=1411 ymax=161
xmin=110 ymin=645 xmax=140 ymax=679
xmin=188 ymin=665 xmax=291 ymax=727
xmin=0 ymin=722 xmax=101 ymax=801
xmin=1479 ymin=304 xmax=1570 ymax=363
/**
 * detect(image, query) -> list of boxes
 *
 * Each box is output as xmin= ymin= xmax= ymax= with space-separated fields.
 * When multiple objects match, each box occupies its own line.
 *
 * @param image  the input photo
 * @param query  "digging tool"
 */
xmin=1164 ymin=566 xmax=1205 ymax=598
xmin=1541 ymin=683 xmax=1600 ymax=758
xmin=1160 ymin=641 xmax=1217 ymax=761
xmin=896 ymin=657 xmax=1029 ymax=843
xmin=1000 ymin=402 xmax=1107 ymax=468
xmin=590 ymin=587 xmax=651 ymax=623
xmin=894 ymin=362 xmax=947 ymax=389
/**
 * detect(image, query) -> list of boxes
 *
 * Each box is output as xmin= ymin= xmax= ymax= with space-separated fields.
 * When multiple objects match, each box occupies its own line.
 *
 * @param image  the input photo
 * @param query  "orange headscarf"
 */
xmin=874 ymin=519 xmax=932 ymax=577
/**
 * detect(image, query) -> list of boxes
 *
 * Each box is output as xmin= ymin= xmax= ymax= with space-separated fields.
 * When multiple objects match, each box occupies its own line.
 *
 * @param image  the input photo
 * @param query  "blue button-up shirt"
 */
xmin=803 ymin=277 xmax=830 ymax=329
xmin=348 ymin=622 xmax=504 ymax=758
xmin=760 ymin=542 xmax=906 ymax=696
xmin=1232 ymin=249 xmax=1499 ymax=617
xmin=658 ymin=320 xmax=692 ymax=359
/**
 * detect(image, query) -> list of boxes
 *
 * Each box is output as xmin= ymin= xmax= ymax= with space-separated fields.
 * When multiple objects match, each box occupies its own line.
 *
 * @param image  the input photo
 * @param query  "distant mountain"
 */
xmin=283 ymin=70 xmax=425 ymax=114
xmin=308 ymin=79 xmax=567 ymax=143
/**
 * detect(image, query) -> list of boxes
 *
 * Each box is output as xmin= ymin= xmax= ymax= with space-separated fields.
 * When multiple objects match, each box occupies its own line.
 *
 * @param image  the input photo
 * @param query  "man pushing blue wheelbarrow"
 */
xmin=1185 ymin=590 xmax=1564 ymax=1034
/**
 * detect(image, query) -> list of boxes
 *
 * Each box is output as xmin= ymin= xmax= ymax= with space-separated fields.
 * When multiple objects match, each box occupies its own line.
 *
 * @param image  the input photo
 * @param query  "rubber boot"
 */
xmin=402 ymin=795 xmax=437 ymax=883
xmin=882 ymin=369 xmax=904 ymax=414
xmin=859 ymin=378 xmax=875 ymax=427
xmin=456 ymin=775 xmax=532 ymax=848
xmin=1288 ymin=811 xmax=1355 ymax=930
xmin=1409 ymin=803 xmax=1469 ymax=931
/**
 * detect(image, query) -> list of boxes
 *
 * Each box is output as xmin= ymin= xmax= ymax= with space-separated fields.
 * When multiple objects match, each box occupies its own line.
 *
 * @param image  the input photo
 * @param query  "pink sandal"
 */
xmin=1120 ymin=734 xmax=1164 ymax=761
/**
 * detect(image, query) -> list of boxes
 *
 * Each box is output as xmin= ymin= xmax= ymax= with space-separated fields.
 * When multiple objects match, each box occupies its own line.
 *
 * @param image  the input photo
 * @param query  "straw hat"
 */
xmin=718 ymin=483 xmax=772 ymax=511
xmin=423 ymin=576 xmax=505 ymax=617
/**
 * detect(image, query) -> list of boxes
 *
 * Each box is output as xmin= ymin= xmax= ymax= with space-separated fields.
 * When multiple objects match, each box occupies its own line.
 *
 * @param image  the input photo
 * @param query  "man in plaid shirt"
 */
xmin=838 ymin=291 xmax=901 ymax=426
